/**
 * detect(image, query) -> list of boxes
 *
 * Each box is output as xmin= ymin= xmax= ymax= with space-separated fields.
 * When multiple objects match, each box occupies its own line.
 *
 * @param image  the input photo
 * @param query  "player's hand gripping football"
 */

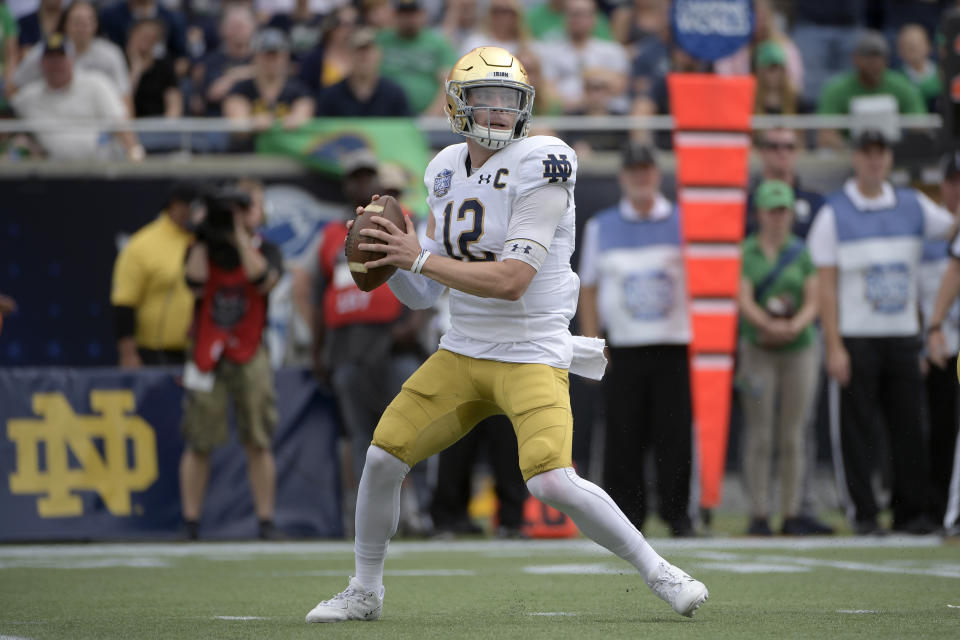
xmin=355 ymin=194 xmax=422 ymax=272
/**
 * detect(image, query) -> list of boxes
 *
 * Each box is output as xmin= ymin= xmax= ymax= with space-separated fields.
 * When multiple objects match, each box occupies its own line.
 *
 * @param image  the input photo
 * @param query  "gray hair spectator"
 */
xmin=10 ymin=33 xmax=144 ymax=161
xmin=12 ymin=1 xmax=130 ymax=107
xmin=536 ymin=0 xmax=629 ymax=114
xmin=459 ymin=0 xmax=530 ymax=57
xmin=190 ymin=3 xmax=256 ymax=116
xmin=896 ymin=23 xmax=941 ymax=112
xmin=807 ymin=130 xmax=955 ymax=535
xmin=738 ymin=179 xmax=826 ymax=536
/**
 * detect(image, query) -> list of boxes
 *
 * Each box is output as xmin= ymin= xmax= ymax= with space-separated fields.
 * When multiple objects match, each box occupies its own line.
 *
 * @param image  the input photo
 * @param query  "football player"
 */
xmin=306 ymin=47 xmax=708 ymax=623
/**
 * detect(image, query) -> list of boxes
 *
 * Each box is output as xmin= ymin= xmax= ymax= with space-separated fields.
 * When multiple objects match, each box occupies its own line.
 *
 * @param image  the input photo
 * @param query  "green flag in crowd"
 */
xmin=256 ymin=118 xmax=432 ymax=216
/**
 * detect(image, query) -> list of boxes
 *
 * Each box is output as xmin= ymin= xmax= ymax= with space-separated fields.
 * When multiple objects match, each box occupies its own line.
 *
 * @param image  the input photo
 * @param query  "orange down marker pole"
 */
xmin=668 ymin=73 xmax=755 ymax=510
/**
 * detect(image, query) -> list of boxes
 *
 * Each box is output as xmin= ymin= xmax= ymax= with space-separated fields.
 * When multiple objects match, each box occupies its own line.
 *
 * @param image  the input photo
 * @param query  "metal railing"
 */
xmin=0 ymin=113 xmax=943 ymax=135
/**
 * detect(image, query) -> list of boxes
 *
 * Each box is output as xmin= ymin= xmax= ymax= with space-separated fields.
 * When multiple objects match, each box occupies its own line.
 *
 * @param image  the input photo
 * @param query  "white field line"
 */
xmin=836 ymin=610 xmax=880 ymax=614
xmin=0 ymin=558 xmax=171 ymax=570
xmin=690 ymin=551 xmax=960 ymax=579
xmin=272 ymin=569 xmax=475 ymax=577
xmin=522 ymin=564 xmax=625 ymax=575
xmin=697 ymin=562 xmax=810 ymax=573
xmin=528 ymin=612 xmax=578 ymax=616
xmin=754 ymin=554 xmax=960 ymax=579
xmin=213 ymin=616 xmax=269 ymax=621
xmin=0 ymin=536 xmax=944 ymax=560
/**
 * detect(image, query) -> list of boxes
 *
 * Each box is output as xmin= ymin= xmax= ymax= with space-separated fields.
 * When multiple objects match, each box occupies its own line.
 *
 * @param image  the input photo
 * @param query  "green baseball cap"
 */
xmin=755 ymin=40 xmax=786 ymax=69
xmin=754 ymin=179 xmax=795 ymax=211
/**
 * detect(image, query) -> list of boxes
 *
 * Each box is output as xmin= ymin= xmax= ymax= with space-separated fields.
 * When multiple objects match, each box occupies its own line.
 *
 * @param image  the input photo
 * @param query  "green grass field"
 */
xmin=1 ymin=537 xmax=958 ymax=640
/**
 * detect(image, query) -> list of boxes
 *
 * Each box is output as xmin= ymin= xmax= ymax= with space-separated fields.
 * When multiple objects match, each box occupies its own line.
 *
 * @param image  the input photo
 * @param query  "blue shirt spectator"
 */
xmin=266 ymin=0 xmax=323 ymax=62
xmin=315 ymin=27 xmax=410 ymax=117
xmin=99 ymin=0 xmax=187 ymax=61
xmin=17 ymin=0 xmax=62 ymax=49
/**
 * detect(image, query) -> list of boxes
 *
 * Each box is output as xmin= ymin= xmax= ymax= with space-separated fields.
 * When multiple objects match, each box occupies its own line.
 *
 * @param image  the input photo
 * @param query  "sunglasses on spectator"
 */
xmin=763 ymin=142 xmax=796 ymax=151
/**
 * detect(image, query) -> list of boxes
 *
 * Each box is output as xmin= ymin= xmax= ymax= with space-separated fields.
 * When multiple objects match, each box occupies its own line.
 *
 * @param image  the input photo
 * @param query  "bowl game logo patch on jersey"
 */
xmin=434 ymin=169 xmax=454 ymax=197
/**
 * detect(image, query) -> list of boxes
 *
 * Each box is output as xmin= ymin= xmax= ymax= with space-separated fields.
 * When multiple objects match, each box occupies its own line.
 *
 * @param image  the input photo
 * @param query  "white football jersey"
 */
xmin=422 ymin=135 xmax=580 ymax=367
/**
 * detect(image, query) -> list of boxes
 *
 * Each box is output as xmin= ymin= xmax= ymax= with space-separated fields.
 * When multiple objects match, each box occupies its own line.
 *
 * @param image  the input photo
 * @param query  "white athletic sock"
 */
xmin=526 ymin=467 xmax=665 ymax=584
xmin=354 ymin=445 xmax=410 ymax=593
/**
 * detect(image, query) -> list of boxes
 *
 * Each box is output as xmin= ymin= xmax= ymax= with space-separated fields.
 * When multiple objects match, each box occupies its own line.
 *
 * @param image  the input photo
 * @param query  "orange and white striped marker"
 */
xmin=668 ymin=73 xmax=755 ymax=510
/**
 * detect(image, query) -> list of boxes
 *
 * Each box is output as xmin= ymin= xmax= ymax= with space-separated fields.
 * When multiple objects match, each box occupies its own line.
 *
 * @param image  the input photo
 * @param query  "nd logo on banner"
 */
xmin=7 ymin=391 xmax=158 ymax=517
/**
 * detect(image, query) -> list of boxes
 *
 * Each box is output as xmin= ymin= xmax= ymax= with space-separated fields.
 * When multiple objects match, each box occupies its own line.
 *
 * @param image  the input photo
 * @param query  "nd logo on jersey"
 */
xmin=7 ymin=391 xmax=158 ymax=517
xmin=541 ymin=154 xmax=572 ymax=183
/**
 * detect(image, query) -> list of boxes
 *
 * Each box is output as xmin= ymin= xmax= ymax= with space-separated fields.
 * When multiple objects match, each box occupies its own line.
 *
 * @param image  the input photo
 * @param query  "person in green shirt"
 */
xmin=816 ymin=30 xmax=926 ymax=149
xmin=738 ymin=180 xmax=827 ymax=537
xmin=0 ymin=1 xmax=18 ymax=109
xmin=377 ymin=0 xmax=457 ymax=115
xmin=526 ymin=0 xmax=613 ymax=41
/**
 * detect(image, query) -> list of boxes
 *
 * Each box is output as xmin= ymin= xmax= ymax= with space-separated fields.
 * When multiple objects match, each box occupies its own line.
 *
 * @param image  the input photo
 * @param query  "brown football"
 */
xmin=344 ymin=195 xmax=406 ymax=292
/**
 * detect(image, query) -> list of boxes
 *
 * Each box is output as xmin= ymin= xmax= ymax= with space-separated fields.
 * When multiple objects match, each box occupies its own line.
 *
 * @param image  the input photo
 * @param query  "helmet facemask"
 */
xmin=446 ymin=80 xmax=535 ymax=150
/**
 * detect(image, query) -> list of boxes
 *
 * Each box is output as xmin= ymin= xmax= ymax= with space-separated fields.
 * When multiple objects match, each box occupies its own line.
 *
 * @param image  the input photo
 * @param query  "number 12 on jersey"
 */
xmin=443 ymin=199 xmax=495 ymax=262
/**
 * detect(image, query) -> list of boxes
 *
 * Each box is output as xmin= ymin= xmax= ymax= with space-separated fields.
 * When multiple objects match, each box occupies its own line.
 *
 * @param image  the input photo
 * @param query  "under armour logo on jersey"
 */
xmin=542 ymin=154 xmax=572 ymax=183
xmin=478 ymin=174 xmax=492 ymax=184
xmin=510 ymin=243 xmax=533 ymax=254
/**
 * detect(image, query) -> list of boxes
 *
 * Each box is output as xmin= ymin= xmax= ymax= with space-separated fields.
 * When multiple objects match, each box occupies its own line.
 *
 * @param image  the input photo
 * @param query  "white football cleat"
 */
xmin=649 ymin=561 xmax=709 ymax=617
xmin=305 ymin=577 xmax=384 ymax=623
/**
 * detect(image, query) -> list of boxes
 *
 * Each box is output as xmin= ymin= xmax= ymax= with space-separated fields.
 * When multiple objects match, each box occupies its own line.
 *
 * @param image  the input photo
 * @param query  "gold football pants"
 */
xmin=372 ymin=349 xmax=573 ymax=481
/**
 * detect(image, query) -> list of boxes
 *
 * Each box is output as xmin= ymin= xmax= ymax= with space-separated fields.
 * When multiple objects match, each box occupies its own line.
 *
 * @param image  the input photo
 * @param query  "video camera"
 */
xmin=190 ymin=185 xmax=253 ymax=269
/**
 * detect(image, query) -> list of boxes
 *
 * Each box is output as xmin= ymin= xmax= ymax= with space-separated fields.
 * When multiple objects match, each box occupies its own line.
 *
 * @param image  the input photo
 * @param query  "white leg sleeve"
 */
xmin=354 ymin=445 xmax=410 ymax=593
xmin=526 ymin=467 xmax=665 ymax=584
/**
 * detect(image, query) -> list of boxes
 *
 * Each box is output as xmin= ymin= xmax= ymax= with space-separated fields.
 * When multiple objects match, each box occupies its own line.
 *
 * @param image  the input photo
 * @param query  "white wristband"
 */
xmin=411 ymin=249 xmax=431 ymax=274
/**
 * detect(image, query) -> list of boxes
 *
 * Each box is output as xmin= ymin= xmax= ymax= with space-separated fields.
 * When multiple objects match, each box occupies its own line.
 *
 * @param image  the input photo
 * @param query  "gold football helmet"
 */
xmin=445 ymin=47 xmax=535 ymax=150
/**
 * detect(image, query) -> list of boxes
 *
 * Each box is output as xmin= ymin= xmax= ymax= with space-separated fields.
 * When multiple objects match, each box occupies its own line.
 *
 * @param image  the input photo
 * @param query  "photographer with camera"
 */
xmin=738 ymin=179 xmax=823 ymax=536
xmin=179 ymin=180 xmax=285 ymax=541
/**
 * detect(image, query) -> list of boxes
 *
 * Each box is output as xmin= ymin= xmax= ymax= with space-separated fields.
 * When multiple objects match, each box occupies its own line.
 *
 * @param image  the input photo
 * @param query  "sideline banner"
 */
xmin=0 ymin=367 xmax=342 ymax=541
xmin=671 ymin=0 xmax=754 ymax=62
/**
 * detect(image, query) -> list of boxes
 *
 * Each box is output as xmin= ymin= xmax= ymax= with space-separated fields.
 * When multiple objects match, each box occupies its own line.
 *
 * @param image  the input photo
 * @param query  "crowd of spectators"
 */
xmin=0 ymin=0 xmax=955 ymax=160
